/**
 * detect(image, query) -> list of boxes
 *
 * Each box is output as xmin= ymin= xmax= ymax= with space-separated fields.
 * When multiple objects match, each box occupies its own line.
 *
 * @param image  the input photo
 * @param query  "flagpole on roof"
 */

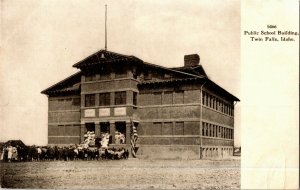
xmin=105 ymin=4 xmax=107 ymax=51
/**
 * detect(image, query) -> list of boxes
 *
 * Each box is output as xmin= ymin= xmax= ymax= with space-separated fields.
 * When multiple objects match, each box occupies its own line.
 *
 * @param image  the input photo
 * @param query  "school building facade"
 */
xmin=42 ymin=50 xmax=239 ymax=159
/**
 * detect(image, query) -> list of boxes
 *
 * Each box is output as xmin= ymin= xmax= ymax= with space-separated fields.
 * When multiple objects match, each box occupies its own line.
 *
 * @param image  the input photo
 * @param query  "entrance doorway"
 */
xmin=115 ymin=122 xmax=126 ymax=144
xmin=100 ymin=122 xmax=110 ymax=134
xmin=100 ymin=122 xmax=111 ymax=144
xmin=85 ymin=123 xmax=95 ymax=132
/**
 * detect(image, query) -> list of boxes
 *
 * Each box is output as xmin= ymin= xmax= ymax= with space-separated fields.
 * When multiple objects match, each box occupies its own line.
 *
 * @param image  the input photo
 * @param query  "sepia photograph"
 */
xmin=0 ymin=0 xmax=298 ymax=189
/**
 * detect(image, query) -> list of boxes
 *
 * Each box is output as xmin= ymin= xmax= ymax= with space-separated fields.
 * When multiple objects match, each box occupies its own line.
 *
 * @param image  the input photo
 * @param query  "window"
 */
xmin=202 ymin=91 xmax=205 ymax=105
xmin=115 ymin=91 xmax=126 ymax=105
xmin=99 ymin=93 xmax=110 ymax=106
xmin=214 ymin=125 xmax=217 ymax=137
xmin=133 ymin=92 xmax=137 ymax=106
xmin=85 ymin=94 xmax=95 ymax=107
xmin=220 ymin=101 xmax=222 ymax=112
xmin=222 ymin=127 xmax=224 ymax=138
xmin=228 ymin=129 xmax=230 ymax=139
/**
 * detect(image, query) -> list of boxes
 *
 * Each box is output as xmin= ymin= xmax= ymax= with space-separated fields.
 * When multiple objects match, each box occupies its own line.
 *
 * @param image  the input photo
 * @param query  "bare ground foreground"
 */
xmin=0 ymin=157 xmax=240 ymax=189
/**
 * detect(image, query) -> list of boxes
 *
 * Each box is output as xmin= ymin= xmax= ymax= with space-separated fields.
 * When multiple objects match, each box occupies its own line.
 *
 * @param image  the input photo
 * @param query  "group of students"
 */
xmin=0 ymin=130 xmax=132 ymax=162
xmin=0 ymin=145 xmax=130 ymax=162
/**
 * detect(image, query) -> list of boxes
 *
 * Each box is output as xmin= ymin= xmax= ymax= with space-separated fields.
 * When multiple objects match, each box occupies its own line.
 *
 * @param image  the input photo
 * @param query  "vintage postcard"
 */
xmin=0 ymin=0 xmax=298 ymax=189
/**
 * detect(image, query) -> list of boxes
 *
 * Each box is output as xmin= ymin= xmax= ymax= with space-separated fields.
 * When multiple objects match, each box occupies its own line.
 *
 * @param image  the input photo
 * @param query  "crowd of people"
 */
xmin=1 ymin=131 xmax=130 ymax=162
xmin=1 ymin=145 xmax=130 ymax=162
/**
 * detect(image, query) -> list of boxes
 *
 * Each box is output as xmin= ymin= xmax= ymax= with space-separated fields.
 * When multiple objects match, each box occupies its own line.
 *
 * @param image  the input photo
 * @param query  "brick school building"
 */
xmin=42 ymin=50 xmax=239 ymax=159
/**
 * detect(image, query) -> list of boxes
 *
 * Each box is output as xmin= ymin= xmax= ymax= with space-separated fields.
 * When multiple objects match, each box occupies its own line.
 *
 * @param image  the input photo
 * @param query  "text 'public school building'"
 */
xmin=42 ymin=50 xmax=239 ymax=159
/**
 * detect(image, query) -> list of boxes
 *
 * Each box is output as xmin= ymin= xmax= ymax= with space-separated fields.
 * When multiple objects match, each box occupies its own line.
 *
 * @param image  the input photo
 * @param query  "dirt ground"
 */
xmin=0 ymin=157 xmax=240 ymax=189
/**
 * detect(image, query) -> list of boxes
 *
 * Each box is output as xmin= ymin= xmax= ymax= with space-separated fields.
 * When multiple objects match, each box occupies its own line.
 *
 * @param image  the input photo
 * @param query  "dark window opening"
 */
xmin=99 ymin=93 xmax=110 ymax=106
xmin=115 ymin=91 xmax=126 ymax=105
xmin=85 ymin=94 xmax=95 ymax=107
xmin=133 ymin=92 xmax=137 ymax=106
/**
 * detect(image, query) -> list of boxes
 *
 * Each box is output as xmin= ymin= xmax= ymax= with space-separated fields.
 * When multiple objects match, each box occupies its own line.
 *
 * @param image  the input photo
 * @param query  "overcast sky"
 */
xmin=0 ymin=0 xmax=240 ymax=146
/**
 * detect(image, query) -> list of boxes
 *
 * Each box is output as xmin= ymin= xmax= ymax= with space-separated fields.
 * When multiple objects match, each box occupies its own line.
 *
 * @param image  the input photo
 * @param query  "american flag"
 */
xmin=130 ymin=119 xmax=138 ymax=157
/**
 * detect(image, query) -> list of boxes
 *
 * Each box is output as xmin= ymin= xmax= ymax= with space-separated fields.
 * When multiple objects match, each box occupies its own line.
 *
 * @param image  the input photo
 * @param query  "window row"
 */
xmin=85 ymin=70 xmax=128 ymax=82
xmin=202 ymin=122 xmax=233 ymax=139
xmin=85 ymin=91 xmax=138 ymax=107
xmin=202 ymin=91 xmax=234 ymax=116
xmin=143 ymin=70 xmax=173 ymax=80
xmin=138 ymin=122 xmax=201 ymax=136
xmin=85 ymin=69 xmax=174 ymax=82
xmin=140 ymin=91 xmax=184 ymax=105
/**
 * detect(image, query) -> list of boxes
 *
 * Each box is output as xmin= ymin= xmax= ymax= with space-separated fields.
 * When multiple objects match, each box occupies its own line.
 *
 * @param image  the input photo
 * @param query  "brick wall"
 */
xmin=48 ymin=96 xmax=81 ymax=145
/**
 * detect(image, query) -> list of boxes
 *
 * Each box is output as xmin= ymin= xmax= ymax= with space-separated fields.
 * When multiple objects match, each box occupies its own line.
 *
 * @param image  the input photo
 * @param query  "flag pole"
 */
xmin=105 ymin=4 xmax=107 ymax=51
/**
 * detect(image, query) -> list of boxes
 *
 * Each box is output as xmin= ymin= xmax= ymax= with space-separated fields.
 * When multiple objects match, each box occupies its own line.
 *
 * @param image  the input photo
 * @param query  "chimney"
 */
xmin=184 ymin=54 xmax=200 ymax=67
